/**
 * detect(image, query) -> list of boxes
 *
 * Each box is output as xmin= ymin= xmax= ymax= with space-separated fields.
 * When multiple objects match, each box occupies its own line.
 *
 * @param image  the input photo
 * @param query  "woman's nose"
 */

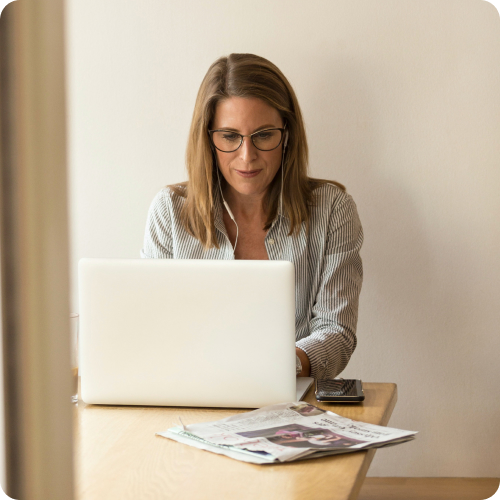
xmin=239 ymin=136 xmax=258 ymax=162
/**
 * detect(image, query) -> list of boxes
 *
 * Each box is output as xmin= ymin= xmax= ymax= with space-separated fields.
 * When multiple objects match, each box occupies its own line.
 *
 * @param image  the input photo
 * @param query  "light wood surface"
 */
xmin=74 ymin=382 xmax=397 ymax=500
xmin=358 ymin=478 xmax=500 ymax=500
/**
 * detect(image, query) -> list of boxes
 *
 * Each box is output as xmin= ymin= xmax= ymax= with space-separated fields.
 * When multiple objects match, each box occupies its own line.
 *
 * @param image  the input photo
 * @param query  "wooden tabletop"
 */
xmin=74 ymin=382 xmax=397 ymax=500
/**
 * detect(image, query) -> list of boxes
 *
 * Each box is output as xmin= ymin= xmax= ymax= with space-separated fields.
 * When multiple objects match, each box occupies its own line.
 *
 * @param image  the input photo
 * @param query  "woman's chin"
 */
xmin=228 ymin=182 xmax=268 ymax=198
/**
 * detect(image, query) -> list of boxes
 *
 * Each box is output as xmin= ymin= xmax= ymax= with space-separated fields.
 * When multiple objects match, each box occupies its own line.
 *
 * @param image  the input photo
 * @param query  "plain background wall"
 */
xmin=66 ymin=0 xmax=500 ymax=477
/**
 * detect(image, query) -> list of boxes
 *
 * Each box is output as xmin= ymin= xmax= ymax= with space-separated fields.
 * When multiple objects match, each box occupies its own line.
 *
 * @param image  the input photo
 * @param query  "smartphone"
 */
xmin=315 ymin=378 xmax=365 ymax=402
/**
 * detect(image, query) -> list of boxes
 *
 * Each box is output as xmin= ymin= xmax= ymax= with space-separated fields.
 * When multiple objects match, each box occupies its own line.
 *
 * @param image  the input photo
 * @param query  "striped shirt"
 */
xmin=141 ymin=183 xmax=363 ymax=379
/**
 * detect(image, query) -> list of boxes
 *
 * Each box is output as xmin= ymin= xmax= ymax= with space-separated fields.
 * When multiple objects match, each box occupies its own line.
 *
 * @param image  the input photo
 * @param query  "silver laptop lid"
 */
xmin=79 ymin=259 xmax=297 ymax=408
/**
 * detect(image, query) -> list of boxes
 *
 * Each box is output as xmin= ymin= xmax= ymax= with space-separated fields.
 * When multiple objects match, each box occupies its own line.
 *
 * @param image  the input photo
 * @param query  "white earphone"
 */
xmin=278 ymin=128 xmax=289 ymax=238
xmin=223 ymin=199 xmax=236 ymax=222
xmin=214 ymin=151 xmax=239 ymax=250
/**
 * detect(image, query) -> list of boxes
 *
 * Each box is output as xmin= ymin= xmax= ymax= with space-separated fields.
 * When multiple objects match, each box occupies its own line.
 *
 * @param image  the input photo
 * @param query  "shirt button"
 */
xmin=268 ymin=238 xmax=275 ymax=245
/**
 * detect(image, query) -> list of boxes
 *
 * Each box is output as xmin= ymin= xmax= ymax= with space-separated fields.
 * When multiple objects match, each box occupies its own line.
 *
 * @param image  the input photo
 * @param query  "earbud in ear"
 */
xmin=284 ymin=131 xmax=289 ymax=149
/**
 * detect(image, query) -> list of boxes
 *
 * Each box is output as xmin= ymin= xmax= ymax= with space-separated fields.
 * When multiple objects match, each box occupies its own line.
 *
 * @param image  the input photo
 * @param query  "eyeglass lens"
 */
xmin=211 ymin=129 xmax=282 ymax=152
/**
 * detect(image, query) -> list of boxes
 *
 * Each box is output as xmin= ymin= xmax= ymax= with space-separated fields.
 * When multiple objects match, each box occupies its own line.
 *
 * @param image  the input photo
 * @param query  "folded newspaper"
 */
xmin=157 ymin=402 xmax=417 ymax=464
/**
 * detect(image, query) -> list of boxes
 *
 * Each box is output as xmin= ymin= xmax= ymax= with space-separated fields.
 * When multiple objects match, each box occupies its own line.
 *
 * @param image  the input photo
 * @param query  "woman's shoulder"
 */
xmin=147 ymin=183 xmax=187 ymax=221
xmin=308 ymin=180 xmax=362 ymax=235
xmin=151 ymin=182 xmax=187 ymax=206
xmin=166 ymin=181 xmax=188 ymax=199
xmin=309 ymin=179 xmax=355 ymax=212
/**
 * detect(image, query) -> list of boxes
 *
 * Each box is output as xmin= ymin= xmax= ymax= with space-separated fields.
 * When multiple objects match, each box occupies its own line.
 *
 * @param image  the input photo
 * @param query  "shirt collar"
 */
xmin=213 ymin=190 xmax=288 ymax=234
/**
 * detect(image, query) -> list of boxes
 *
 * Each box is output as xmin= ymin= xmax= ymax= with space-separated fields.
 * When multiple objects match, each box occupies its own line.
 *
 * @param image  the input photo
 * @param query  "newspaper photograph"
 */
xmin=157 ymin=402 xmax=418 ymax=464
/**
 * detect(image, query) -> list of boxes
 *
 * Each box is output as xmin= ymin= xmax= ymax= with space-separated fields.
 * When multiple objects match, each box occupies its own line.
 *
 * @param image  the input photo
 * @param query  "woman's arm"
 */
xmin=295 ymin=194 xmax=364 ymax=379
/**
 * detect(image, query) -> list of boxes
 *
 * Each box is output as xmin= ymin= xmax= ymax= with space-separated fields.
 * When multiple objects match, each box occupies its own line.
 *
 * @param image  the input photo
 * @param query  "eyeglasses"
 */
xmin=208 ymin=127 xmax=285 ymax=153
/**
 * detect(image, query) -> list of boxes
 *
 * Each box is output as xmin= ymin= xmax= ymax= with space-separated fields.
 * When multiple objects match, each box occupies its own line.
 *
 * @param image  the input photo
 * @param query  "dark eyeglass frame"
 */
xmin=208 ymin=127 xmax=285 ymax=153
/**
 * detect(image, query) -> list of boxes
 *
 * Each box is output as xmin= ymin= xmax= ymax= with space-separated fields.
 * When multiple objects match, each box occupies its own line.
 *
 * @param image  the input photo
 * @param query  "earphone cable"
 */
xmin=215 ymin=160 xmax=239 ymax=253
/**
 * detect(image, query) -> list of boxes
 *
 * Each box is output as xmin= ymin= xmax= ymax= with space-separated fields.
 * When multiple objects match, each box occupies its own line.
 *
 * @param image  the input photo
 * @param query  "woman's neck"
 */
xmin=222 ymin=185 xmax=267 ymax=224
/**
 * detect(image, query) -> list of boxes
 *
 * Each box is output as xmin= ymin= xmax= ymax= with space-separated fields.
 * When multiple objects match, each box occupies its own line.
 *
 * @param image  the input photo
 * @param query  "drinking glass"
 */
xmin=70 ymin=313 xmax=79 ymax=403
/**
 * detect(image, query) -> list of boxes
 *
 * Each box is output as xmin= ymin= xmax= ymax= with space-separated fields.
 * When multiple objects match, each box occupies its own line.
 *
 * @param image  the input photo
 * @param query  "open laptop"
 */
xmin=78 ymin=259 xmax=314 ymax=408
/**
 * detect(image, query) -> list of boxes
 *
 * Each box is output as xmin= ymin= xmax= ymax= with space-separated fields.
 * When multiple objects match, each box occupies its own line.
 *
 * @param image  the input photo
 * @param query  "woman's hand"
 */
xmin=295 ymin=347 xmax=311 ymax=377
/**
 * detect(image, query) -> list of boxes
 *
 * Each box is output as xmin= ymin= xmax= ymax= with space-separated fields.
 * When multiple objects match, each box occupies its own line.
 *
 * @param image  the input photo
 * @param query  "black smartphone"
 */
xmin=315 ymin=378 xmax=365 ymax=402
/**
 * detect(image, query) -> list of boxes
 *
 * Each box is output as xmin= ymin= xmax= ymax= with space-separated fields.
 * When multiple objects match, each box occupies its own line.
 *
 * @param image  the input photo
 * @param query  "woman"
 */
xmin=141 ymin=53 xmax=363 ymax=379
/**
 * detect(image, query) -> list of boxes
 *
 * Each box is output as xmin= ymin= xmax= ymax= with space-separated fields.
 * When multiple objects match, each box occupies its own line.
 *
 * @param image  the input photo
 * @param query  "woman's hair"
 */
xmin=171 ymin=53 xmax=345 ymax=249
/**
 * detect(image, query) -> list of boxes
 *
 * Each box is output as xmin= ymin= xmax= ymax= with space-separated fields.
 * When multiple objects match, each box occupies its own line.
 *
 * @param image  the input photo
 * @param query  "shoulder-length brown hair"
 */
xmin=171 ymin=53 xmax=344 ymax=249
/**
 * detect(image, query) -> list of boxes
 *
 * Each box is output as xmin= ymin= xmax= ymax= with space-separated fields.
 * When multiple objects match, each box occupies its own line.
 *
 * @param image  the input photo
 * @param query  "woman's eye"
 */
xmin=222 ymin=133 xmax=239 ymax=142
xmin=255 ymin=132 xmax=271 ymax=140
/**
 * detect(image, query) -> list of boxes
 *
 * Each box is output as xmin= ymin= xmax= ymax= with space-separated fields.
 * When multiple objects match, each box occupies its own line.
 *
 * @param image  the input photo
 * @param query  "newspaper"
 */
xmin=157 ymin=402 xmax=417 ymax=464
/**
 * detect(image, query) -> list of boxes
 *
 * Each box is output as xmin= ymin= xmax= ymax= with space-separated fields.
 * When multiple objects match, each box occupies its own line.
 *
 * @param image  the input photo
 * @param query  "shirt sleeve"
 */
xmin=140 ymin=189 xmax=174 ymax=259
xmin=295 ymin=194 xmax=363 ymax=379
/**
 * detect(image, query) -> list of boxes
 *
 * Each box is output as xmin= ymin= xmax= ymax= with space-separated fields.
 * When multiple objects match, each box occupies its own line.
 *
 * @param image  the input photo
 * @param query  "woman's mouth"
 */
xmin=235 ymin=169 xmax=262 ymax=178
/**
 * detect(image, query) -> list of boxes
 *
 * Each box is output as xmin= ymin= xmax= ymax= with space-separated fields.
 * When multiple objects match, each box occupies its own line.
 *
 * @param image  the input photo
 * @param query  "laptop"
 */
xmin=78 ymin=258 xmax=314 ymax=408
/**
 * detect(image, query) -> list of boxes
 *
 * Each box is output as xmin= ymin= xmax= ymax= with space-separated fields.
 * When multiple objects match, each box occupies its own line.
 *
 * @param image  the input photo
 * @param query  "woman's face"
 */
xmin=211 ymin=96 xmax=284 ymax=200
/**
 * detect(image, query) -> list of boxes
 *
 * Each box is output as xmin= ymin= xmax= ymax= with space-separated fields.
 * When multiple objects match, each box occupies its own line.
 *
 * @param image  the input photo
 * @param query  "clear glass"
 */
xmin=209 ymin=128 xmax=284 ymax=152
xmin=70 ymin=313 xmax=79 ymax=403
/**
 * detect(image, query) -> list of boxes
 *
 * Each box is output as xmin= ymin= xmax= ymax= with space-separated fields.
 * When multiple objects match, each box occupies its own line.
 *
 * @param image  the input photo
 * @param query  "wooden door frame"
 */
xmin=0 ymin=0 xmax=74 ymax=498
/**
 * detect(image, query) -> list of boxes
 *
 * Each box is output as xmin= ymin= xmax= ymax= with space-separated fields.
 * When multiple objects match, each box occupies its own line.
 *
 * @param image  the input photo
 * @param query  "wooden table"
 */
xmin=74 ymin=382 xmax=397 ymax=500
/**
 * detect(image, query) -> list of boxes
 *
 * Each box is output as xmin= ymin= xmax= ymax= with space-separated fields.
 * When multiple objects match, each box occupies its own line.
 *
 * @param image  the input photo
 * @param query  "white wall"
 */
xmin=66 ymin=0 xmax=500 ymax=476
